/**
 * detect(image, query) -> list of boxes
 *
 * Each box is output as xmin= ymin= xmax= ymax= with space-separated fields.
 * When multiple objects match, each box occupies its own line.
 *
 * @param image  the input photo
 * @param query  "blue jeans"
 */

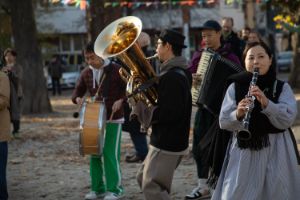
xmin=123 ymin=103 xmax=148 ymax=158
xmin=128 ymin=118 xmax=148 ymax=158
xmin=0 ymin=142 xmax=8 ymax=200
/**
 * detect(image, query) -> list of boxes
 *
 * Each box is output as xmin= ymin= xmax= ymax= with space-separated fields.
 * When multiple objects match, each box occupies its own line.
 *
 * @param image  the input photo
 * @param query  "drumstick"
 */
xmin=73 ymin=98 xmax=85 ymax=118
xmin=109 ymin=111 xmax=115 ymax=121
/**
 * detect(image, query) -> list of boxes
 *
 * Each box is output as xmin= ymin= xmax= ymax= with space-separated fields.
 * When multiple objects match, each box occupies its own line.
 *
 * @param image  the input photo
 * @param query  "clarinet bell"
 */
xmin=237 ymin=129 xmax=251 ymax=141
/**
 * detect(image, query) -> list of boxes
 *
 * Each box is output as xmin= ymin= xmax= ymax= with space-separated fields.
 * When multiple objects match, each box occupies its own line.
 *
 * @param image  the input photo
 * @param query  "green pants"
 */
xmin=90 ymin=123 xmax=123 ymax=195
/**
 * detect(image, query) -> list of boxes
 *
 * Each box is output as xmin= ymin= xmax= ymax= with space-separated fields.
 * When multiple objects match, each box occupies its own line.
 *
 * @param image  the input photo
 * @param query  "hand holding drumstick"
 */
xmin=110 ymin=98 xmax=124 ymax=120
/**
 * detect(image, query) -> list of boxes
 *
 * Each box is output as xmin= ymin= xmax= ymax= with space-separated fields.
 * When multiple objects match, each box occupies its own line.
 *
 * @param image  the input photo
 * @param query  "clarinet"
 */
xmin=237 ymin=67 xmax=259 ymax=140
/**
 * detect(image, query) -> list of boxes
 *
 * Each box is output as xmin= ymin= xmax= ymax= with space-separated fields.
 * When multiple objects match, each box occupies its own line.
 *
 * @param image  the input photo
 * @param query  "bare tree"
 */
xmin=88 ymin=0 xmax=123 ymax=42
xmin=1 ymin=0 xmax=52 ymax=113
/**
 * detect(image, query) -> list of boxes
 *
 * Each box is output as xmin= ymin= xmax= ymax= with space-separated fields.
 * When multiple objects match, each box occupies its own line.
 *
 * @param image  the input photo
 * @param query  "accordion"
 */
xmin=191 ymin=48 xmax=244 ymax=115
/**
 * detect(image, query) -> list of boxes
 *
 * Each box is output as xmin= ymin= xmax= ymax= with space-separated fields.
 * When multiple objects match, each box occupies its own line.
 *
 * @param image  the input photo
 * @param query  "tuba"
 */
xmin=94 ymin=16 xmax=157 ymax=107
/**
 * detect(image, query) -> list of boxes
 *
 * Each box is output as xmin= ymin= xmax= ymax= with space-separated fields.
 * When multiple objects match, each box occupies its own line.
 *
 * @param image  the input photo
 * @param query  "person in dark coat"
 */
xmin=48 ymin=55 xmax=63 ymax=96
xmin=133 ymin=29 xmax=192 ymax=200
xmin=221 ymin=17 xmax=243 ymax=61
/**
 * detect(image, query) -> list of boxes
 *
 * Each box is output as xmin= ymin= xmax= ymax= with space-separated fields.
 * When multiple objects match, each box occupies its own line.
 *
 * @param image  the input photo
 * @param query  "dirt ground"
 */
xmin=6 ymin=91 xmax=300 ymax=200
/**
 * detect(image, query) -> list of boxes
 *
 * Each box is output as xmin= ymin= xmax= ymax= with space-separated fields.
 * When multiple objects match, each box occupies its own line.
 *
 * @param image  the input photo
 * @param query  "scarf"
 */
xmin=228 ymin=67 xmax=285 ymax=150
xmin=159 ymin=56 xmax=187 ymax=74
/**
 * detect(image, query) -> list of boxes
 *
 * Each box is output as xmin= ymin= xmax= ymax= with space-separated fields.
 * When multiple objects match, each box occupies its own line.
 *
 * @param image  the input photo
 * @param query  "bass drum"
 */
xmin=79 ymin=101 xmax=106 ymax=156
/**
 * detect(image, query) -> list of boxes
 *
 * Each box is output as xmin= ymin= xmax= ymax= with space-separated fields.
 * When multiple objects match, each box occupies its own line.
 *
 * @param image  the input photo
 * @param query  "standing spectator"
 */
xmin=212 ymin=41 xmax=300 ymax=200
xmin=134 ymin=29 xmax=192 ymax=200
xmin=241 ymin=27 xmax=251 ymax=42
xmin=2 ymin=48 xmax=23 ymax=136
xmin=0 ymin=70 xmax=11 ymax=200
xmin=48 ymin=55 xmax=63 ymax=96
xmin=248 ymin=30 xmax=263 ymax=43
xmin=123 ymin=32 xmax=150 ymax=163
xmin=221 ymin=17 xmax=243 ymax=60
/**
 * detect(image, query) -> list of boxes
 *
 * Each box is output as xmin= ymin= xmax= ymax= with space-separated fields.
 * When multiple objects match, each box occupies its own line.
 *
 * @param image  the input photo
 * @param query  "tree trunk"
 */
xmin=88 ymin=0 xmax=123 ymax=42
xmin=8 ymin=0 xmax=52 ymax=113
xmin=288 ymin=32 xmax=300 ymax=88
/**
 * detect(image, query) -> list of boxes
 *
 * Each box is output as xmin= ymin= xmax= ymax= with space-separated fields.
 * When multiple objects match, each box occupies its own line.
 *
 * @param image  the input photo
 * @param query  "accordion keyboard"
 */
xmin=191 ymin=51 xmax=214 ymax=105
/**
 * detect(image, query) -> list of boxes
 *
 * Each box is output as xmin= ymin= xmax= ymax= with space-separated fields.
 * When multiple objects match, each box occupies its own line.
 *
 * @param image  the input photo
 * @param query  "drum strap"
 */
xmin=102 ymin=66 xmax=112 ymax=99
xmin=95 ymin=72 xmax=106 ymax=99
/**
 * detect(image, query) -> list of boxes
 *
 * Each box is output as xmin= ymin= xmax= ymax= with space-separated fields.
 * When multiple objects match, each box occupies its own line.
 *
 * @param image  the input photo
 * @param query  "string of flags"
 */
xmin=50 ymin=0 xmax=218 ymax=10
xmin=50 ymin=0 xmax=295 ymax=10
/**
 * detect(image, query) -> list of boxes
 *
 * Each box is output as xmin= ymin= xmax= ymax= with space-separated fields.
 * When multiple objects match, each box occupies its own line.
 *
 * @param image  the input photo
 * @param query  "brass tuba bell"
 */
xmin=94 ymin=16 xmax=157 ymax=106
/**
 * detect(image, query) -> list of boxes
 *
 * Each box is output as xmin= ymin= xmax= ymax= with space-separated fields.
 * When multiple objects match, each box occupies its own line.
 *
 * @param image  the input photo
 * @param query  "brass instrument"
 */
xmin=94 ymin=16 xmax=157 ymax=106
xmin=237 ymin=67 xmax=259 ymax=140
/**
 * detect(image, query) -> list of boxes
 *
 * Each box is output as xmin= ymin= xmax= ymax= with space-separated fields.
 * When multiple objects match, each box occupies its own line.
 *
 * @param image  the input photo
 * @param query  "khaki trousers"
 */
xmin=136 ymin=147 xmax=183 ymax=200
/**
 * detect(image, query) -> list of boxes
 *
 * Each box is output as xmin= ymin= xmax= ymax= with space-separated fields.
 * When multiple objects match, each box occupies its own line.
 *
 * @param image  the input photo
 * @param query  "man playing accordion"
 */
xmin=185 ymin=20 xmax=241 ymax=200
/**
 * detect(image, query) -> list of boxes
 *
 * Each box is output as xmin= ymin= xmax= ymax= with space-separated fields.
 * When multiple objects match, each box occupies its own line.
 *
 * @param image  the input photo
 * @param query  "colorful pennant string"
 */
xmin=50 ymin=0 xmax=284 ymax=10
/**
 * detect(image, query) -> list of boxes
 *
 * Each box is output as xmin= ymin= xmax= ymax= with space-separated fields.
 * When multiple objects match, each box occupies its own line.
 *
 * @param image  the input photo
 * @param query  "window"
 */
xmin=73 ymin=35 xmax=84 ymax=51
xmin=61 ymin=36 xmax=71 ymax=52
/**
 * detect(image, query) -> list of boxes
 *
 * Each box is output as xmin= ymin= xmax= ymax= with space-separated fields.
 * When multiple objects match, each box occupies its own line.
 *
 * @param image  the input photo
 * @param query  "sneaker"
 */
xmin=13 ymin=132 xmax=21 ymax=139
xmin=85 ymin=191 xmax=106 ymax=200
xmin=185 ymin=186 xmax=211 ymax=200
xmin=103 ymin=192 xmax=123 ymax=200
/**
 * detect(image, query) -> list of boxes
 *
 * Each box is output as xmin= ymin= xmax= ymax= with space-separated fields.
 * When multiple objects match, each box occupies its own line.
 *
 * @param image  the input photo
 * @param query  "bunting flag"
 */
xmin=51 ymin=0 xmax=90 ymax=10
xmin=102 ymin=1 xmax=213 ymax=8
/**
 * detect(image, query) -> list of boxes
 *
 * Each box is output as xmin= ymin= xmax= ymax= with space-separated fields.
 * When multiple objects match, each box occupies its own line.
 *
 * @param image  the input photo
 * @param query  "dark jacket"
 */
xmin=71 ymin=61 xmax=126 ymax=120
xmin=150 ymin=56 xmax=192 ymax=152
xmin=222 ymin=31 xmax=243 ymax=61
xmin=48 ymin=60 xmax=63 ymax=79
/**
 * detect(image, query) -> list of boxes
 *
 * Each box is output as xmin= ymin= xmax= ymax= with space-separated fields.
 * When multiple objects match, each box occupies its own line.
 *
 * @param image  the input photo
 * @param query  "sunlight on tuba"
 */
xmin=94 ymin=16 xmax=157 ymax=107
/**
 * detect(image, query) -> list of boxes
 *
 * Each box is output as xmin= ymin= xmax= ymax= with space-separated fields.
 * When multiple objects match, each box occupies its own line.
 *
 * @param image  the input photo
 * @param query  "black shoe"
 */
xmin=125 ymin=153 xmax=135 ymax=160
xmin=125 ymin=155 xmax=144 ymax=163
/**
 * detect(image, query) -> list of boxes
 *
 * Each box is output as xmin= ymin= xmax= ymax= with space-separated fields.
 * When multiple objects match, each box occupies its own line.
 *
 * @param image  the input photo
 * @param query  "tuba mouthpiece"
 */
xmin=146 ymin=54 xmax=158 ymax=60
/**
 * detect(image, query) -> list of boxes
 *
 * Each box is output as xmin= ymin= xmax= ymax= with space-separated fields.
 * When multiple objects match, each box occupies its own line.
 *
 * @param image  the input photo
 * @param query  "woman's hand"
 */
xmin=250 ymin=86 xmax=269 ymax=109
xmin=236 ymin=98 xmax=252 ymax=120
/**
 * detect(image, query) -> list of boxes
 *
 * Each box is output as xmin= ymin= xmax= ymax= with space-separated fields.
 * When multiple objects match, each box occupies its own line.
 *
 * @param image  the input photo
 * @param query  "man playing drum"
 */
xmin=72 ymin=42 xmax=126 ymax=200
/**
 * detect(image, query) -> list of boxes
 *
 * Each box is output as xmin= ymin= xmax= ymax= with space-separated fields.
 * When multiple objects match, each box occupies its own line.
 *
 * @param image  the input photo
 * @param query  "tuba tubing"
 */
xmin=94 ymin=16 xmax=158 ymax=106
